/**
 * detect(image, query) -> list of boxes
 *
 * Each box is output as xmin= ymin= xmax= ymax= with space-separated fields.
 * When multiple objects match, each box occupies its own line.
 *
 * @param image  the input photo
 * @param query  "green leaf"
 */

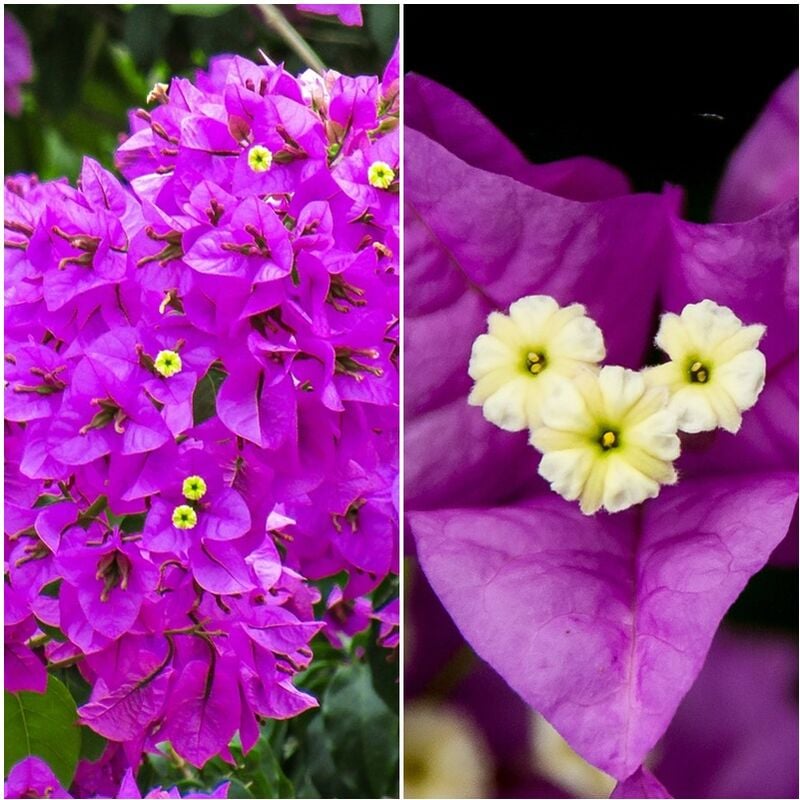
xmin=79 ymin=726 xmax=108 ymax=763
xmin=193 ymin=366 xmax=226 ymax=425
xmin=37 ymin=622 xmax=67 ymax=643
xmin=167 ymin=4 xmax=231 ymax=17
xmin=365 ymin=619 xmax=399 ymax=710
xmin=321 ymin=663 xmax=399 ymax=798
xmin=5 ymin=675 xmax=81 ymax=787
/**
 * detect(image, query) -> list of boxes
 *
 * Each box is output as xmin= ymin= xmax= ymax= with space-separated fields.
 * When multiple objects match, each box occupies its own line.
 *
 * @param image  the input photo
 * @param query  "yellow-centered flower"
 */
xmin=531 ymin=366 xmax=680 ymax=515
xmin=172 ymin=504 xmax=197 ymax=530
xmin=182 ymin=475 xmax=207 ymax=501
xmin=154 ymin=349 xmax=182 ymax=377
xmin=368 ymin=161 xmax=395 ymax=189
xmin=645 ymin=300 xmax=766 ymax=433
xmin=247 ymin=145 xmax=273 ymax=173
xmin=468 ymin=295 xmax=606 ymax=431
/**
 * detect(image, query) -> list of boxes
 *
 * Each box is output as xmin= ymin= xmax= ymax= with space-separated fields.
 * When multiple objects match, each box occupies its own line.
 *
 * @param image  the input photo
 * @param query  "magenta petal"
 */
xmin=5 ymin=643 xmax=47 ymax=693
xmin=117 ymin=769 xmax=143 ymax=799
xmin=713 ymin=71 xmax=799 ymax=222
xmin=405 ymin=74 xmax=631 ymax=201
xmin=297 ymin=4 xmax=363 ymax=26
xmin=612 ymin=767 xmax=672 ymax=799
xmin=243 ymin=608 xmax=322 ymax=655
xmin=80 ymin=667 xmax=171 ymax=741
xmin=161 ymin=658 xmax=240 ymax=768
xmin=198 ymin=487 xmax=251 ymax=541
xmin=4 ymin=756 xmax=72 ymax=799
xmin=411 ymin=472 xmax=797 ymax=779
xmin=191 ymin=539 xmax=255 ymax=595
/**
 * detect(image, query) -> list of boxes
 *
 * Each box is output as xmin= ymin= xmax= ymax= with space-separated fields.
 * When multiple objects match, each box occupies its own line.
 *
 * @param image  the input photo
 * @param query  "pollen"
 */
xmin=600 ymin=431 xmax=617 ymax=450
xmin=154 ymin=349 xmax=182 ymax=377
xmin=182 ymin=474 xmax=207 ymax=501
xmin=172 ymin=504 xmax=198 ymax=530
xmin=368 ymin=161 xmax=395 ymax=189
xmin=247 ymin=145 xmax=273 ymax=173
xmin=688 ymin=361 xmax=708 ymax=383
xmin=527 ymin=352 xmax=546 ymax=375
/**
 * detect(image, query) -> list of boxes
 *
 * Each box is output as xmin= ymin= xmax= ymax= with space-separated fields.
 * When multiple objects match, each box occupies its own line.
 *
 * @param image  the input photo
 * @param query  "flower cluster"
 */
xmin=470 ymin=296 xmax=766 ymax=514
xmin=406 ymin=71 xmax=796 ymax=795
xmin=4 ymin=48 xmax=399 ymax=784
xmin=4 ymin=756 xmax=229 ymax=800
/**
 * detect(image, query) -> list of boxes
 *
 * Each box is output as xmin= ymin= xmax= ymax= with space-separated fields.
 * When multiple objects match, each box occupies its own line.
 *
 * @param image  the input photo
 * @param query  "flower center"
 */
xmin=172 ymin=504 xmax=197 ymax=530
xmin=688 ymin=360 xmax=709 ymax=384
xmin=154 ymin=349 xmax=182 ymax=377
xmin=368 ymin=161 xmax=395 ymax=189
xmin=182 ymin=475 xmax=207 ymax=501
xmin=247 ymin=145 xmax=273 ymax=173
xmin=599 ymin=430 xmax=619 ymax=450
xmin=526 ymin=351 xmax=547 ymax=376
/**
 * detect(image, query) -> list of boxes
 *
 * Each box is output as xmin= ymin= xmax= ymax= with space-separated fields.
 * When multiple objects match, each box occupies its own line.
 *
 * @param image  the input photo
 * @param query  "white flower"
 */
xmin=468 ymin=295 xmax=605 ymax=431
xmin=530 ymin=713 xmax=615 ymax=799
xmin=531 ymin=366 xmax=680 ymax=515
xmin=404 ymin=702 xmax=493 ymax=799
xmin=646 ymin=300 xmax=766 ymax=433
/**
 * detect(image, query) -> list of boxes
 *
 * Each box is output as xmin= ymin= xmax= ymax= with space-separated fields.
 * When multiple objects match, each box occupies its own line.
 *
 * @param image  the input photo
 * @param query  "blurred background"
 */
xmin=5 ymin=3 xmax=398 ymax=181
xmin=404 ymin=5 xmax=798 ymax=798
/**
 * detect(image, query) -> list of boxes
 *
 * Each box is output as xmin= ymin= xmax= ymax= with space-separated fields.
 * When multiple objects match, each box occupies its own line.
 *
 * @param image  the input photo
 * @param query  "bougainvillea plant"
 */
xmin=4 ymin=15 xmax=399 ymax=795
xmin=405 ymin=71 xmax=797 ymax=797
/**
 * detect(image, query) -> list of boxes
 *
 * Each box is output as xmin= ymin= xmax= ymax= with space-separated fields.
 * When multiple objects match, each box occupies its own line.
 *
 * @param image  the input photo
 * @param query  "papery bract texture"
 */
xmin=411 ymin=475 xmax=796 ymax=779
xmin=611 ymin=767 xmax=672 ymax=799
xmin=406 ymin=73 xmax=797 ymax=784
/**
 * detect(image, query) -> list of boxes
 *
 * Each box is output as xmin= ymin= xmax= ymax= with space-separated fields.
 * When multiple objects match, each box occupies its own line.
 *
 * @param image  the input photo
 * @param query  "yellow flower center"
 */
xmin=688 ymin=360 xmax=709 ymax=384
xmin=599 ymin=430 xmax=618 ymax=450
xmin=182 ymin=475 xmax=207 ymax=501
xmin=247 ymin=145 xmax=273 ymax=173
xmin=154 ymin=349 xmax=182 ymax=378
xmin=172 ymin=504 xmax=197 ymax=530
xmin=368 ymin=161 xmax=395 ymax=189
xmin=526 ymin=351 xmax=546 ymax=376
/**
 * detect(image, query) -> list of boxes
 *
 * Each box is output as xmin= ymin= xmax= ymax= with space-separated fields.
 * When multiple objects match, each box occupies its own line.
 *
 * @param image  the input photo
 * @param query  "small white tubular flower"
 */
xmin=646 ymin=300 xmax=766 ymax=434
xmin=468 ymin=295 xmax=606 ymax=431
xmin=404 ymin=702 xmax=493 ymax=799
xmin=531 ymin=366 xmax=680 ymax=515
xmin=530 ymin=713 xmax=615 ymax=799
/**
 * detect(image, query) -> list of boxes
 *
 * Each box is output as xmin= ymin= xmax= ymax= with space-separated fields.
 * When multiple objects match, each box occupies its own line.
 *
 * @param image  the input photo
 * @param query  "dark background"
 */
xmin=405 ymin=5 xmax=798 ymax=222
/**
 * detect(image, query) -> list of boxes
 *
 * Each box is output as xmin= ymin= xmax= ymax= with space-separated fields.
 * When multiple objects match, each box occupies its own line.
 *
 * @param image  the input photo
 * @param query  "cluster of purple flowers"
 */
xmin=5 ymin=47 xmax=398 ymax=788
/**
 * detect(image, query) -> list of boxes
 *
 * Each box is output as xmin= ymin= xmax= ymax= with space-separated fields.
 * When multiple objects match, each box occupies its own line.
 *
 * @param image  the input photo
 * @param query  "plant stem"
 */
xmin=256 ymin=5 xmax=326 ymax=73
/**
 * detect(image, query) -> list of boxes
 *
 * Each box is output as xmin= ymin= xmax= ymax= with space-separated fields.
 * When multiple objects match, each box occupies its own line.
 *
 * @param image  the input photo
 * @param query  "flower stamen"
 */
xmin=527 ymin=352 xmax=546 ymax=375
xmin=368 ymin=161 xmax=395 ymax=189
xmin=172 ymin=504 xmax=198 ymax=530
xmin=688 ymin=361 xmax=708 ymax=383
xmin=599 ymin=430 xmax=618 ymax=450
xmin=247 ymin=145 xmax=273 ymax=173
xmin=182 ymin=475 xmax=207 ymax=501
xmin=154 ymin=349 xmax=182 ymax=377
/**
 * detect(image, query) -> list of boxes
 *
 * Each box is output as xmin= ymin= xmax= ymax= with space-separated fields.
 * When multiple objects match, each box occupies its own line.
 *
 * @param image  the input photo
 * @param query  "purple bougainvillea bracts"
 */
xmin=4 ymin=48 xmax=398 ymax=788
xmin=4 ymin=756 xmax=229 ymax=799
xmin=4 ymin=12 xmax=32 ymax=117
xmin=406 ymin=72 xmax=797 ymax=788
xmin=296 ymin=4 xmax=363 ymax=27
